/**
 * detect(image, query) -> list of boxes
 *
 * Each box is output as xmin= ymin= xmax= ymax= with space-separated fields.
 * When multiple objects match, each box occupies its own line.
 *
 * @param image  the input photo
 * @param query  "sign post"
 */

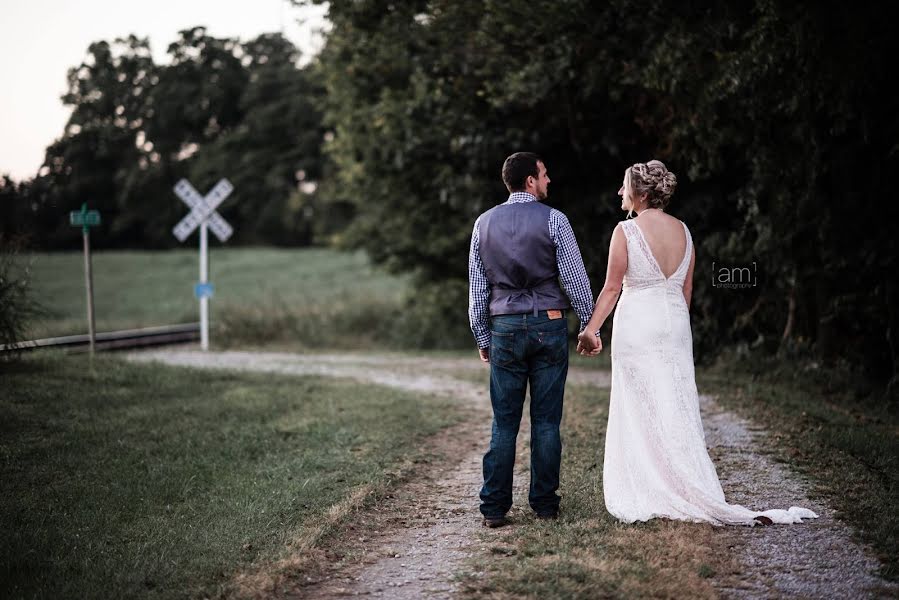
xmin=69 ymin=203 xmax=101 ymax=355
xmin=172 ymin=178 xmax=234 ymax=351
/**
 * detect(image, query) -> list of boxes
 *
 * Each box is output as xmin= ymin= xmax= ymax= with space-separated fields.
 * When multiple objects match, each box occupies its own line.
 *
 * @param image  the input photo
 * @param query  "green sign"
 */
xmin=70 ymin=203 xmax=101 ymax=232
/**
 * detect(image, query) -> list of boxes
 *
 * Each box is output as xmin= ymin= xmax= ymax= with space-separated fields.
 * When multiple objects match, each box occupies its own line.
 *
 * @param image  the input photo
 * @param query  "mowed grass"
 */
xmin=17 ymin=248 xmax=409 ymax=343
xmin=460 ymin=382 xmax=730 ymax=599
xmin=0 ymin=354 xmax=458 ymax=599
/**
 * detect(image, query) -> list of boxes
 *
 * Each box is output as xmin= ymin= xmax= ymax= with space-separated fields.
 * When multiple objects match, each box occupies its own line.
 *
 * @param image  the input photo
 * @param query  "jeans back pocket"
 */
xmin=535 ymin=328 xmax=568 ymax=366
xmin=490 ymin=330 xmax=518 ymax=367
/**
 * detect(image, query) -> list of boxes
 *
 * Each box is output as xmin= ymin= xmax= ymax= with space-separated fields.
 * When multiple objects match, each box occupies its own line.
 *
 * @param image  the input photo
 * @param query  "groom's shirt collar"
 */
xmin=505 ymin=191 xmax=539 ymax=204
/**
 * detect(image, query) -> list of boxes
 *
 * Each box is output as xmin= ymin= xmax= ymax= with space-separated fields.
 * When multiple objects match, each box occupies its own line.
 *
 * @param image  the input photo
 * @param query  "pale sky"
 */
xmin=0 ymin=0 xmax=329 ymax=181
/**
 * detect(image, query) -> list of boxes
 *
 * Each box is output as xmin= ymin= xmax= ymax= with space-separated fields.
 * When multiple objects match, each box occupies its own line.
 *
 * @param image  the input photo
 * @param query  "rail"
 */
xmin=1 ymin=323 xmax=201 ymax=353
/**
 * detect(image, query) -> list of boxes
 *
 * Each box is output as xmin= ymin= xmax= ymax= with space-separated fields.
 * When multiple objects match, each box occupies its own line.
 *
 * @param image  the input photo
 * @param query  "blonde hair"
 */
xmin=625 ymin=160 xmax=677 ymax=216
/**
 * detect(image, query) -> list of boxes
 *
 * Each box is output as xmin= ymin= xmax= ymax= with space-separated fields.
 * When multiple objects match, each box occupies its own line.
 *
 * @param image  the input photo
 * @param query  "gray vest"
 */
xmin=479 ymin=201 xmax=570 ymax=316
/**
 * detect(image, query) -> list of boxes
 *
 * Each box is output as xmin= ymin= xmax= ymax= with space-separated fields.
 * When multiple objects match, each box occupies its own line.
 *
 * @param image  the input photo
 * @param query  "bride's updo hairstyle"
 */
xmin=626 ymin=160 xmax=677 ymax=211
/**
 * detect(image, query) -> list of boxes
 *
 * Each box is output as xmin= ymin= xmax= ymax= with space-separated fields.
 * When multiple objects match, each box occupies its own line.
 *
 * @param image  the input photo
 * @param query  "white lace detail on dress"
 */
xmin=604 ymin=219 xmax=818 ymax=525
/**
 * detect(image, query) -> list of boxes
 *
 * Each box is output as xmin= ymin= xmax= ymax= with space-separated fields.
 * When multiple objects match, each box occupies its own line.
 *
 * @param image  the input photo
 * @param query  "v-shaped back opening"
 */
xmin=630 ymin=220 xmax=690 ymax=280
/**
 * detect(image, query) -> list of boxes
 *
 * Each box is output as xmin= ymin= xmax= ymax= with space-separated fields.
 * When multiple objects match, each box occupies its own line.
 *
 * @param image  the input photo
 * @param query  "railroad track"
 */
xmin=1 ymin=323 xmax=200 ymax=353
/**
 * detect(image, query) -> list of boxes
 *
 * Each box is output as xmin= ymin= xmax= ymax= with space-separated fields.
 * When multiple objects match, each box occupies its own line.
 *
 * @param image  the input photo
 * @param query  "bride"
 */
xmin=576 ymin=160 xmax=817 ymax=526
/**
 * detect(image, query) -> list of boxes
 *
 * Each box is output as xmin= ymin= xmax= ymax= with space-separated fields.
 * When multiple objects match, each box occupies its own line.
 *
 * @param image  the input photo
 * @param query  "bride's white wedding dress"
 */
xmin=604 ymin=218 xmax=818 ymax=525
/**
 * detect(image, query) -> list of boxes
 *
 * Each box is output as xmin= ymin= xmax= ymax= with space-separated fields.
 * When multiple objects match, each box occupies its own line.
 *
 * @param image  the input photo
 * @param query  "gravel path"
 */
xmin=701 ymin=395 xmax=897 ymax=598
xmin=128 ymin=349 xmax=895 ymax=599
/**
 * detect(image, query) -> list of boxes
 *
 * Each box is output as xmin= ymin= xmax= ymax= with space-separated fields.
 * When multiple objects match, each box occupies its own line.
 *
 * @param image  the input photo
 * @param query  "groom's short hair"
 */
xmin=502 ymin=152 xmax=541 ymax=192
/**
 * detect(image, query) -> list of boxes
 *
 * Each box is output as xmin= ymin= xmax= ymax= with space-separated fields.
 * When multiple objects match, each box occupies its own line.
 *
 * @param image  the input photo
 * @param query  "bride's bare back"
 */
xmin=631 ymin=209 xmax=688 ymax=279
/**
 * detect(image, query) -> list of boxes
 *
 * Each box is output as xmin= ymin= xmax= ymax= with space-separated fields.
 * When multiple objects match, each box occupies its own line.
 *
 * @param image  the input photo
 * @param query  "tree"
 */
xmin=0 ymin=176 xmax=34 ymax=240
xmin=187 ymin=33 xmax=327 ymax=246
xmin=16 ymin=29 xmax=329 ymax=249
xmin=30 ymin=36 xmax=155 ymax=249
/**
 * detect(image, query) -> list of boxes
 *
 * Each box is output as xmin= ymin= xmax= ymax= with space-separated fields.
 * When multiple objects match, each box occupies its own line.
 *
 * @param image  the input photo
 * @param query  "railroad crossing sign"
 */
xmin=172 ymin=178 xmax=235 ymax=351
xmin=173 ymin=178 xmax=234 ymax=242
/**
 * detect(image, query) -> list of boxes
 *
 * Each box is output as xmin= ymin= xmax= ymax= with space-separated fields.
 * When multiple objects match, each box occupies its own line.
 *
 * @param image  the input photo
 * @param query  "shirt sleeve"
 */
xmin=550 ymin=209 xmax=594 ymax=330
xmin=468 ymin=217 xmax=491 ymax=349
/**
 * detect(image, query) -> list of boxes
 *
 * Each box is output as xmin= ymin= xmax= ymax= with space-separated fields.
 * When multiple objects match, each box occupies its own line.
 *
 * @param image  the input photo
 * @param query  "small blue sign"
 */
xmin=194 ymin=282 xmax=215 ymax=299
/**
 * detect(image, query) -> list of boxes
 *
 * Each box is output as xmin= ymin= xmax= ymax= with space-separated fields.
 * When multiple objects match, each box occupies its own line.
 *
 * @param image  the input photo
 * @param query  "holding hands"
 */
xmin=577 ymin=329 xmax=602 ymax=357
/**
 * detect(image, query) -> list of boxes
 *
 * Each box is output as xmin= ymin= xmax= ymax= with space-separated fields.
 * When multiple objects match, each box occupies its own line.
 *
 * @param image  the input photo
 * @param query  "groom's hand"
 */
xmin=478 ymin=347 xmax=490 ymax=363
xmin=577 ymin=330 xmax=602 ymax=356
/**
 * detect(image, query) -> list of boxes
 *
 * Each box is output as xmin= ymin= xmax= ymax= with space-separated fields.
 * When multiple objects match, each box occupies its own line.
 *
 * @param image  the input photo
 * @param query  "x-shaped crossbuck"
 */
xmin=172 ymin=178 xmax=234 ymax=242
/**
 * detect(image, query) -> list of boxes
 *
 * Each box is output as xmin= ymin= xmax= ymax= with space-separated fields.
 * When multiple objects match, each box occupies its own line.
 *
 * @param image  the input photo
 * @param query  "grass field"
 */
xmin=6 ymin=248 xmax=897 ymax=595
xmin=16 ymin=248 xmax=409 ymax=343
xmin=0 ymin=353 xmax=458 ymax=599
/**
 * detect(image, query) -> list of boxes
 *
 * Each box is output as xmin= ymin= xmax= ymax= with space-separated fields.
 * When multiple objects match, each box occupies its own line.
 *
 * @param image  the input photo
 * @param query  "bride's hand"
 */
xmin=577 ymin=330 xmax=594 ymax=351
xmin=577 ymin=330 xmax=602 ymax=356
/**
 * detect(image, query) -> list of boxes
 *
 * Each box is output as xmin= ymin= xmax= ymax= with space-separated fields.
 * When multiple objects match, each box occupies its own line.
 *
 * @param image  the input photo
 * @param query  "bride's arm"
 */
xmin=683 ymin=245 xmax=696 ymax=308
xmin=582 ymin=224 xmax=628 ymax=338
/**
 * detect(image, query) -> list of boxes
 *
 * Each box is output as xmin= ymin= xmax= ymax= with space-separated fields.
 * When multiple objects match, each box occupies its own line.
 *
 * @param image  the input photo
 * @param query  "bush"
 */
xmin=0 ymin=236 xmax=41 ymax=352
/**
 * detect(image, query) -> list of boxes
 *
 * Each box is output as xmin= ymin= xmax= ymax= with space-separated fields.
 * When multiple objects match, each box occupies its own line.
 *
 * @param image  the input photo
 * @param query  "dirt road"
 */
xmin=129 ymin=350 xmax=896 ymax=598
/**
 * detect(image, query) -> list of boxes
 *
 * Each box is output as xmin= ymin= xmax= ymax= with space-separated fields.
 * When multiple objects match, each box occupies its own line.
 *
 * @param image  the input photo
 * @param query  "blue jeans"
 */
xmin=479 ymin=310 xmax=569 ymax=518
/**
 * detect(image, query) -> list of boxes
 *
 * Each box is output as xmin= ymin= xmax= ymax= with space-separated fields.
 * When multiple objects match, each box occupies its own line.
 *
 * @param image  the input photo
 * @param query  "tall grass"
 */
xmin=16 ymin=248 xmax=410 ymax=345
xmin=0 ymin=236 xmax=42 ymax=349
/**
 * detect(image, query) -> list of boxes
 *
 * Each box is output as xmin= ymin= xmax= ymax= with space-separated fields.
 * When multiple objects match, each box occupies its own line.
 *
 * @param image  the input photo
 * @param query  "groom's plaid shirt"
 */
xmin=468 ymin=192 xmax=594 ymax=349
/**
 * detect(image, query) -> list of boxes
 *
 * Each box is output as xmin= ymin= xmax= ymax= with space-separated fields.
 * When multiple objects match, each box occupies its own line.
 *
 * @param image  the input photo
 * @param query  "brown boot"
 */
xmin=483 ymin=515 xmax=508 ymax=528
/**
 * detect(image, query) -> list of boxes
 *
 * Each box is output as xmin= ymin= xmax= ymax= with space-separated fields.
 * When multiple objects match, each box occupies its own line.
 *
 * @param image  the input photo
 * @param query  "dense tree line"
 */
xmin=1 ymin=29 xmax=331 ymax=248
xmin=306 ymin=0 xmax=898 ymax=387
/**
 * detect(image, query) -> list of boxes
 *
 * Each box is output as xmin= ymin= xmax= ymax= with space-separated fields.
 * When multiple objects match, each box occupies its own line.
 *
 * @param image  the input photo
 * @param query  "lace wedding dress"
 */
xmin=603 ymin=219 xmax=818 ymax=525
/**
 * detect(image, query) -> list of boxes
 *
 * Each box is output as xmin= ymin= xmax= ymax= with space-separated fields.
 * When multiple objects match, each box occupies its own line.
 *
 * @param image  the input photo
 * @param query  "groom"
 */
xmin=468 ymin=152 xmax=595 ymax=527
